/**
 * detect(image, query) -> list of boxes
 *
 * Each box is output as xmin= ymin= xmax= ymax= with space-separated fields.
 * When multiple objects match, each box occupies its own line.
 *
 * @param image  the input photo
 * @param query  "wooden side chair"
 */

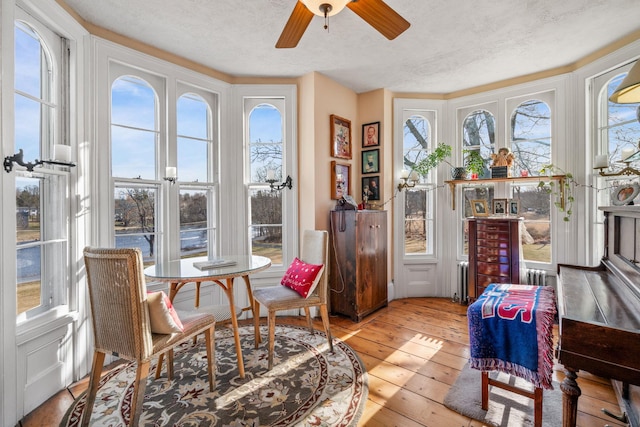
xmin=82 ymin=247 xmax=216 ymax=426
xmin=252 ymin=230 xmax=333 ymax=370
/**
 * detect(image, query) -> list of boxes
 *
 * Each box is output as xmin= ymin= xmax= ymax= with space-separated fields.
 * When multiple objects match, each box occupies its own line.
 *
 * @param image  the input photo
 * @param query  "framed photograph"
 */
xmin=492 ymin=198 xmax=508 ymax=215
xmin=362 ymin=149 xmax=379 ymax=174
xmin=362 ymin=121 xmax=380 ymax=147
xmin=470 ymin=199 xmax=489 ymax=217
xmin=362 ymin=176 xmax=380 ymax=201
xmin=509 ymin=200 xmax=520 ymax=215
xmin=611 ymin=182 xmax=640 ymax=206
xmin=330 ymin=114 xmax=352 ymax=159
xmin=331 ymin=161 xmax=351 ymax=200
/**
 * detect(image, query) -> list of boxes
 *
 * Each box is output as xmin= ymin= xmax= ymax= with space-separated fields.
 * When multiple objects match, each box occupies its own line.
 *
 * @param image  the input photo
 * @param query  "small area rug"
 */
xmin=61 ymin=324 xmax=367 ymax=426
xmin=443 ymin=363 xmax=561 ymax=427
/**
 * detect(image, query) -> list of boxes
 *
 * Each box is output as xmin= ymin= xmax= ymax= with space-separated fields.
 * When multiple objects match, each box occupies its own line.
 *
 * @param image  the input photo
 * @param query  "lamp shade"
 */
xmin=300 ymin=0 xmax=349 ymax=17
xmin=609 ymin=60 xmax=640 ymax=104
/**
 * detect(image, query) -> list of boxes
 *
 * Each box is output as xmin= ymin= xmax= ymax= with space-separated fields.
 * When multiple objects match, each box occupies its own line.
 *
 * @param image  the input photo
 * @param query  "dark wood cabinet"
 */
xmin=468 ymin=217 xmax=521 ymax=300
xmin=329 ymin=210 xmax=387 ymax=322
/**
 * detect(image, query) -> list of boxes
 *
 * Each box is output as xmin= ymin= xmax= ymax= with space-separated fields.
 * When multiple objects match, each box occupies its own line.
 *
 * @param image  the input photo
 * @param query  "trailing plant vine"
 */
xmin=538 ymin=164 xmax=575 ymax=222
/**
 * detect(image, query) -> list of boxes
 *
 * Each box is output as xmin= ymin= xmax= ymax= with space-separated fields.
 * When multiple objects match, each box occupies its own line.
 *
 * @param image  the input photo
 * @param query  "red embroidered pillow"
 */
xmin=147 ymin=291 xmax=184 ymax=334
xmin=281 ymin=257 xmax=325 ymax=298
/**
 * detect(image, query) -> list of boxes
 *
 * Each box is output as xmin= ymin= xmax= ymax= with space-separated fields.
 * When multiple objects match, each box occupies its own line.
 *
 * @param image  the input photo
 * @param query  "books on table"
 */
xmin=193 ymin=258 xmax=237 ymax=270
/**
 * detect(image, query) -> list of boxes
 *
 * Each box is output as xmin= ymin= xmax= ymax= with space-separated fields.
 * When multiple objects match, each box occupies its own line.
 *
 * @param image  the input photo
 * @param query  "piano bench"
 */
xmin=468 ymin=283 xmax=557 ymax=427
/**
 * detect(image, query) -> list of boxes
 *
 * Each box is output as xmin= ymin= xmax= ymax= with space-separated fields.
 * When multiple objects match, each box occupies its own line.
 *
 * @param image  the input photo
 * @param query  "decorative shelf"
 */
xmin=444 ymin=175 xmax=566 ymax=210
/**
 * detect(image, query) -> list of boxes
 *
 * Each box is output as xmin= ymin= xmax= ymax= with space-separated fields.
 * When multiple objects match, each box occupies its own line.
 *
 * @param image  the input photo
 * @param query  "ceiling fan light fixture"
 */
xmin=301 ymin=0 xmax=349 ymax=17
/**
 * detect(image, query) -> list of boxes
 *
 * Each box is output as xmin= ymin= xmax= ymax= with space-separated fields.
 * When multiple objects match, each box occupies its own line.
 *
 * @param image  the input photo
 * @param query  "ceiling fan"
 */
xmin=276 ymin=0 xmax=410 ymax=48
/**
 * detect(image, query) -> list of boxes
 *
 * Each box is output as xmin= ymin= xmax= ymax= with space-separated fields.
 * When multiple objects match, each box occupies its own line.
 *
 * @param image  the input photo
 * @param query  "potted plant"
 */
xmin=463 ymin=149 xmax=485 ymax=179
xmin=413 ymin=143 xmax=468 ymax=180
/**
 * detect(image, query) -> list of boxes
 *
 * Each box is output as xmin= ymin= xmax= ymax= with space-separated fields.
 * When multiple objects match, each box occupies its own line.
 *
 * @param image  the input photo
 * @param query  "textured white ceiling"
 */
xmin=62 ymin=0 xmax=640 ymax=94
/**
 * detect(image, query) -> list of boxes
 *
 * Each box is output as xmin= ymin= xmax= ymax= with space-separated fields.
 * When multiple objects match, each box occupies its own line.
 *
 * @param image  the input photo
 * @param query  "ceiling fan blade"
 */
xmin=347 ymin=0 xmax=410 ymax=40
xmin=276 ymin=1 xmax=314 ymax=48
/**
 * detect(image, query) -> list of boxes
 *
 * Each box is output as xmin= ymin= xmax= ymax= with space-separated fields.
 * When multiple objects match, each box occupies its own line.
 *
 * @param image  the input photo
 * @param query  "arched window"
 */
xmin=402 ymin=113 xmax=435 ymax=255
xmin=510 ymin=100 xmax=551 ymax=177
xmin=247 ymin=101 xmax=286 ymax=263
xmin=15 ymin=17 xmax=70 ymax=318
xmin=463 ymin=109 xmax=495 ymax=179
xmin=111 ymin=75 xmax=159 ymax=262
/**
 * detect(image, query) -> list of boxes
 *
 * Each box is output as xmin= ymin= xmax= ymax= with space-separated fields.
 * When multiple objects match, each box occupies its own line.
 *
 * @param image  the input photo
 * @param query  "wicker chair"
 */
xmin=82 ymin=247 xmax=216 ymax=426
xmin=252 ymin=230 xmax=333 ymax=370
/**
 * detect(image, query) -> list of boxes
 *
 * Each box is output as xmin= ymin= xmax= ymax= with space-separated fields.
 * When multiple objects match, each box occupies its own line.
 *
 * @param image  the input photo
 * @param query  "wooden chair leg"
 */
xmin=533 ymin=386 xmax=543 ymax=427
xmin=154 ymin=353 xmax=165 ymax=380
xmin=303 ymin=307 xmax=314 ymax=333
xmin=253 ymin=299 xmax=261 ymax=349
xmin=319 ymin=304 xmax=333 ymax=353
xmin=166 ymin=349 xmax=174 ymax=380
xmin=481 ymin=371 xmax=489 ymax=410
xmin=267 ymin=310 xmax=276 ymax=370
xmin=204 ymin=327 xmax=216 ymax=392
xmin=80 ymin=351 xmax=105 ymax=427
xmin=129 ymin=360 xmax=151 ymax=426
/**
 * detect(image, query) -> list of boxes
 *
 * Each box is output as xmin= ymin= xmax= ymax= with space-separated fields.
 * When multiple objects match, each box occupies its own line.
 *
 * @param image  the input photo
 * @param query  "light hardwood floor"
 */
xmin=19 ymin=298 xmax=626 ymax=426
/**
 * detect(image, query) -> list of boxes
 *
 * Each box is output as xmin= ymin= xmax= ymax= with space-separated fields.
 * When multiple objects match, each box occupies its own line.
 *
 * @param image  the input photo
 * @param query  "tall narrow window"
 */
xmin=111 ymin=76 xmax=159 ymax=262
xmin=509 ymin=98 xmax=552 ymax=264
xmin=247 ymin=102 xmax=284 ymax=264
xmin=177 ymin=91 xmax=216 ymax=258
xmin=402 ymin=113 xmax=435 ymax=256
xmin=15 ymin=18 xmax=69 ymax=318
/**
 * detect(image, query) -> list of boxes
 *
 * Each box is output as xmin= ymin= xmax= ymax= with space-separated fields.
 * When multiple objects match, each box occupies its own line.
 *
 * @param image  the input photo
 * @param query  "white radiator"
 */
xmin=455 ymin=261 xmax=469 ymax=303
xmin=526 ymin=269 xmax=547 ymax=286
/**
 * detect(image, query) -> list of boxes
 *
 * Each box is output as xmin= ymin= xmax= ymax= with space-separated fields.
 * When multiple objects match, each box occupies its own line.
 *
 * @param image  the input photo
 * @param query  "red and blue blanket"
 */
xmin=468 ymin=283 xmax=556 ymax=390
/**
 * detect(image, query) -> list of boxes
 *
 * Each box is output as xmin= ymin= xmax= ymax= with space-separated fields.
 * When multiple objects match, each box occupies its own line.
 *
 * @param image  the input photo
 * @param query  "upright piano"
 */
xmin=557 ymin=206 xmax=640 ymax=427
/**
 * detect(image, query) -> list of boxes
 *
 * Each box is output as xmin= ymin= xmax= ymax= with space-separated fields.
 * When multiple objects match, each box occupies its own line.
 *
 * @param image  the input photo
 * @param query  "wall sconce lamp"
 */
xmin=266 ymin=171 xmax=293 ymax=191
xmin=594 ymin=149 xmax=640 ymax=177
xmin=397 ymin=170 xmax=419 ymax=191
xmin=164 ymin=167 xmax=177 ymax=184
xmin=4 ymin=146 xmax=75 ymax=173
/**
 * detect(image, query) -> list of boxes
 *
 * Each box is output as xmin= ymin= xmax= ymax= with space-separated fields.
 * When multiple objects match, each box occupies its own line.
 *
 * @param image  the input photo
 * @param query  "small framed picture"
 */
xmin=330 ymin=114 xmax=352 ymax=159
xmin=470 ymin=199 xmax=489 ymax=217
xmin=331 ymin=161 xmax=351 ymax=200
xmin=611 ymin=183 xmax=640 ymax=206
xmin=362 ymin=121 xmax=380 ymax=147
xmin=362 ymin=149 xmax=379 ymax=174
xmin=492 ymin=198 xmax=508 ymax=215
xmin=362 ymin=176 xmax=380 ymax=201
xmin=509 ymin=200 xmax=519 ymax=215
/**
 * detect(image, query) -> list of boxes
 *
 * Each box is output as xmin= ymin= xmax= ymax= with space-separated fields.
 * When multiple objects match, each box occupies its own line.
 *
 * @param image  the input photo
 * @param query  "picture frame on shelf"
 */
xmin=362 ymin=121 xmax=380 ymax=147
xmin=330 ymin=114 xmax=352 ymax=159
xmin=362 ymin=176 xmax=380 ymax=201
xmin=509 ymin=200 xmax=519 ymax=215
xmin=492 ymin=198 xmax=508 ymax=215
xmin=331 ymin=161 xmax=351 ymax=200
xmin=362 ymin=149 xmax=379 ymax=174
xmin=611 ymin=183 xmax=640 ymax=206
xmin=470 ymin=199 xmax=489 ymax=217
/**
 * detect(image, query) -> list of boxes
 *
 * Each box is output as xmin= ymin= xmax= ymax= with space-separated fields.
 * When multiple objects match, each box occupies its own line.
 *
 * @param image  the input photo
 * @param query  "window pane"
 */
xmin=179 ymin=189 xmax=208 ymax=258
xmin=511 ymin=100 xmax=551 ymax=177
xmin=605 ymin=75 xmax=640 ymax=164
xmin=177 ymin=93 xmax=210 ymax=183
xmin=404 ymin=189 xmax=428 ymax=254
xmin=463 ymin=110 xmax=495 ymax=162
xmin=249 ymin=104 xmax=283 ymax=182
xmin=402 ymin=116 xmax=430 ymax=179
xmin=250 ymin=189 xmax=282 ymax=263
xmin=16 ymin=177 xmax=42 ymax=314
xmin=114 ymin=187 xmax=157 ymax=263
xmin=111 ymin=76 xmax=158 ymax=180
xmin=15 ymin=22 xmax=44 ymax=98
xmin=514 ymin=185 xmax=551 ymax=263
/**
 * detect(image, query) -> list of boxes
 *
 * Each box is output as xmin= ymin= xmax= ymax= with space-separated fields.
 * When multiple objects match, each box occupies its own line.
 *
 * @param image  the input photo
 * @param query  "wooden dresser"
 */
xmin=329 ymin=210 xmax=387 ymax=322
xmin=468 ymin=217 xmax=521 ymax=301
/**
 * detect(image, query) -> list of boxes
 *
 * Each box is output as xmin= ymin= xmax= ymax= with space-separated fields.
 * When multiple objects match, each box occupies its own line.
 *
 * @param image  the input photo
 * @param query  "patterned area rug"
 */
xmin=61 ymin=324 xmax=368 ymax=426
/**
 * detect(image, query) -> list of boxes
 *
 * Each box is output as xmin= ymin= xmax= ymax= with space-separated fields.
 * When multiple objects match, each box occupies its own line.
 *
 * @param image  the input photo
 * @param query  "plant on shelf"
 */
xmin=538 ymin=164 xmax=575 ymax=222
xmin=413 ymin=143 xmax=468 ymax=180
xmin=463 ymin=149 xmax=486 ymax=178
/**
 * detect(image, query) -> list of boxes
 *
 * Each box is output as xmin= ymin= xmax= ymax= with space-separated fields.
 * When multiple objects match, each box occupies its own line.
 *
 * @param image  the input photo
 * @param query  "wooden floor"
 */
xmin=19 ymin=298 xmax=626 ymax=427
